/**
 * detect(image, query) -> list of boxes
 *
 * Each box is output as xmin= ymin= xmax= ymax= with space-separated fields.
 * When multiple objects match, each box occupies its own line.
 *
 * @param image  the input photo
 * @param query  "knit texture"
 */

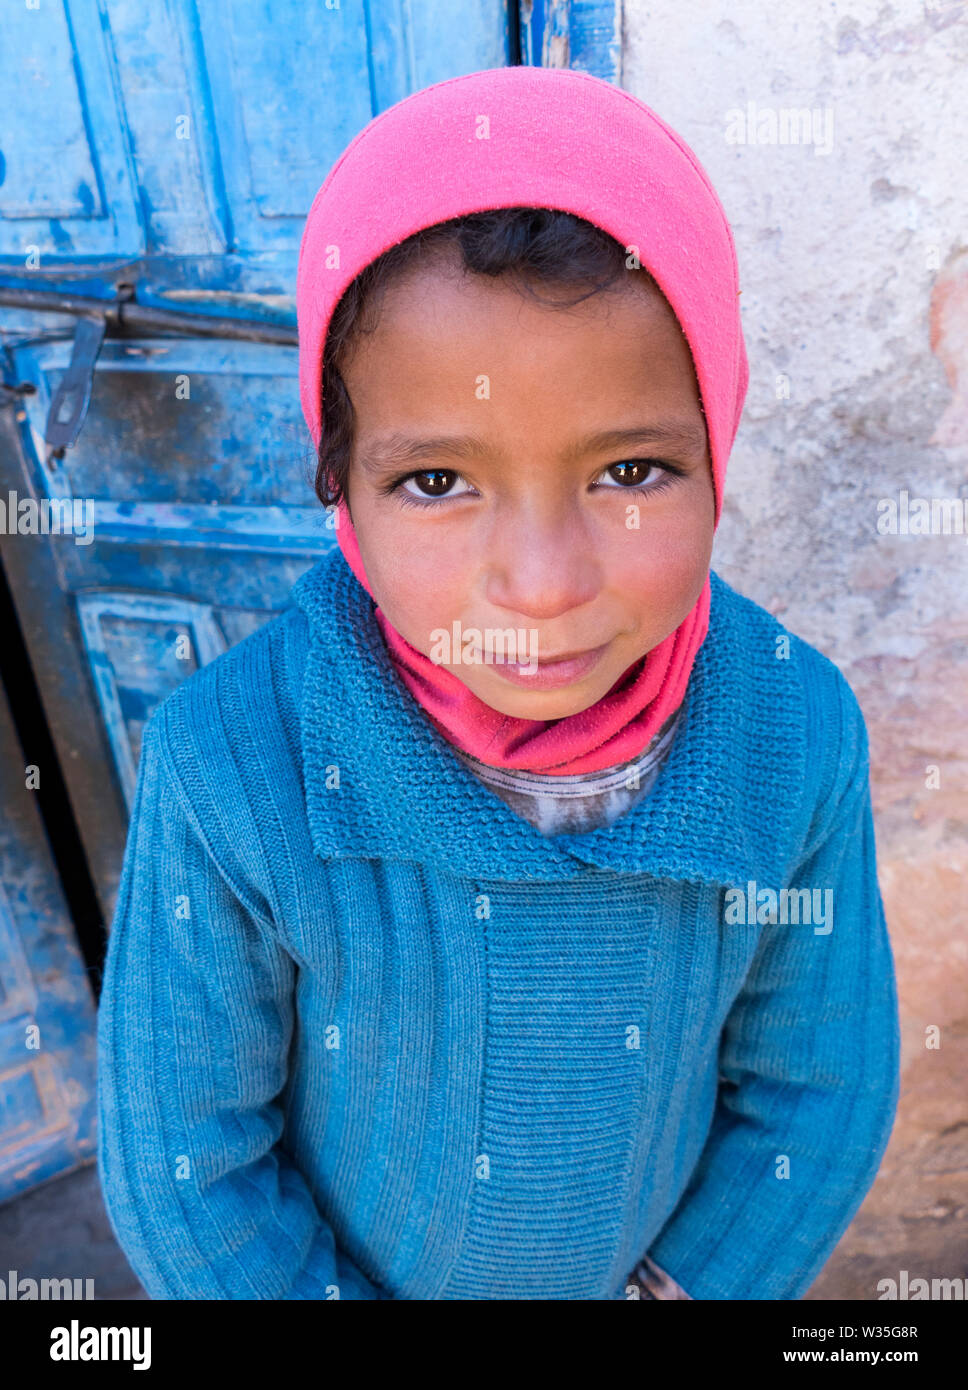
xmin=96 ymin=544 xmax=901 ymax=1300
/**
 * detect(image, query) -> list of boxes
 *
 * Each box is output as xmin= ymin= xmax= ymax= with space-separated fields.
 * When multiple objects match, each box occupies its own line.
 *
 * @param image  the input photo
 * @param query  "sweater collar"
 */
xmin=291 ymin=545 xmax=803 ymax=887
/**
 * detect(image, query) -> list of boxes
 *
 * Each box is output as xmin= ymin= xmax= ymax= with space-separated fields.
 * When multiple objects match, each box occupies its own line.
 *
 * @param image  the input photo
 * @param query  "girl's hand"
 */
xmin=628 ymin=1254 xmax=693 ymax=1300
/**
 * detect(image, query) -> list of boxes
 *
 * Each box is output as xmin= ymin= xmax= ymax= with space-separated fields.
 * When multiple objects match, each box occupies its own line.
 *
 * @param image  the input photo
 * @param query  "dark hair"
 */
xmin=313 ymin=207 xmax=660 ymax=511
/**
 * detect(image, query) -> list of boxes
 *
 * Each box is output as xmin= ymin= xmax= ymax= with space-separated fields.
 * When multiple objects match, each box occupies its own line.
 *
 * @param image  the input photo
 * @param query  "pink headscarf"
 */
xmin=297 ymin=66 xmax=748 ymax=775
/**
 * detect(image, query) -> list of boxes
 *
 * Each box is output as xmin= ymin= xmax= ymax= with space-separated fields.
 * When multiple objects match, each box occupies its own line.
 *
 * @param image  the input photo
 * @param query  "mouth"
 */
xmin=491 ymin=642 xmax=611 ymax=690
xmin=535 ymin=645 xmax=600 ymax=665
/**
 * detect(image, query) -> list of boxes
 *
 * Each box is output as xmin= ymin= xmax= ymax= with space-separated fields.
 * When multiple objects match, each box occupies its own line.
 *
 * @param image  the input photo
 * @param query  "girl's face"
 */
xmin=340 ymin=245 xmax=716 ymax=721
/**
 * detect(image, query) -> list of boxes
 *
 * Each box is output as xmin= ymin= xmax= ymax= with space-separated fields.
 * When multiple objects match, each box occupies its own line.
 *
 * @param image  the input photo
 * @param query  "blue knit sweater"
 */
xmin=96 ymin=547 xmax=901 ymax=1300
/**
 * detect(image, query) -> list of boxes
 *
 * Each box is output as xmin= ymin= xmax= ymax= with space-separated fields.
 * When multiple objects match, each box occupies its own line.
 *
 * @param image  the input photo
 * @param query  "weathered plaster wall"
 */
xmin=623 ymin=0 xmax=968 ymax=1298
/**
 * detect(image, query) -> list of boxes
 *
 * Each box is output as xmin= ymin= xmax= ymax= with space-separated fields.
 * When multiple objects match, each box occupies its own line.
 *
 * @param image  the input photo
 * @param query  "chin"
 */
xmin=468 ymin=678 xmax=609 ymax=721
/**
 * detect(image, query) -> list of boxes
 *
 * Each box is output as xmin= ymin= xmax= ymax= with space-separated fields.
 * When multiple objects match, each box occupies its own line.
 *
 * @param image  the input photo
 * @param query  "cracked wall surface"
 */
xmin=624 ymin=0 xmax=968 ymax=1299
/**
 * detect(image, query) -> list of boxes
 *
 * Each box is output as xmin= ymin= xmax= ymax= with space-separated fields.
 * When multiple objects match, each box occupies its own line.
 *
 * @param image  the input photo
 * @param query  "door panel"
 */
xmin=76 ymin=589 xmax=232 ymax=813
xmin=0 ymin=685 xmax=98 ymax=1203
xmin=0 ymin=0 xmax=143 ymax=260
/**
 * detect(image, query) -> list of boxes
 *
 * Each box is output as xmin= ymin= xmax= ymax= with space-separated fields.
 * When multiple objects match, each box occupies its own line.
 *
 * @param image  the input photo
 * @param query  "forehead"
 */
xmin=346 ymin=250 xmax=694 ymax=387
xmin=336 ymin=242 xmax=709 ymax=463
xmin=374 ymin=241 xmax=671 ymax=322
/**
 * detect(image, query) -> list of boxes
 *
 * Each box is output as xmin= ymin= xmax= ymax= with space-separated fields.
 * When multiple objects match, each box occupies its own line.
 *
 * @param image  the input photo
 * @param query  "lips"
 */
xmin=534 ymin=645 xmax=600 ymax=665
xmin=491 ymin=642 xmax=610 ymax=690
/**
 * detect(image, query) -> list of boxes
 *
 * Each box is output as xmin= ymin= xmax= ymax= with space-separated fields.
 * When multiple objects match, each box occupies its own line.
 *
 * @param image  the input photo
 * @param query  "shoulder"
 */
xmin=709 ymin=572 xmax=868 ymax=747
xmin=145 ymin=602 xmax=308 ymax=753
xmin=137 ymin=602 xmax=311 ymax=900
xmin=708 ymin=572 xmax=872 ymax=861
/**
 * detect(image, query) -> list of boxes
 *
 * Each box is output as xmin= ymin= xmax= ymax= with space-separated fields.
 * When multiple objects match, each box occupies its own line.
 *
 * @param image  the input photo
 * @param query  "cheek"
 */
xmin=605 ymin=504 xmax=714 ymax=608
xmin=357 ymin=514 xmax=470 ymax=646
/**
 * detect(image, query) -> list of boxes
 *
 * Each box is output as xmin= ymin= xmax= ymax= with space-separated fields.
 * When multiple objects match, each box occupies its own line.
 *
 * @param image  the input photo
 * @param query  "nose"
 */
xmin=483 ymin=505 xmax=601 ymax=621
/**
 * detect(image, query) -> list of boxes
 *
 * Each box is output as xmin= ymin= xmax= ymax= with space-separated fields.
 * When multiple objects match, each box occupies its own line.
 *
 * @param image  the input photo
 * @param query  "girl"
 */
xmin=96 ymin=65 xmax=900 ymax=1301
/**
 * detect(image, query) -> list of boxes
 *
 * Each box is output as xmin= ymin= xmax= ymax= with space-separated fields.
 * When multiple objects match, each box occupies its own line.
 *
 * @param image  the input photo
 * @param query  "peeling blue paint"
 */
xmin=75 ymin=180 xmax=95 ymax=215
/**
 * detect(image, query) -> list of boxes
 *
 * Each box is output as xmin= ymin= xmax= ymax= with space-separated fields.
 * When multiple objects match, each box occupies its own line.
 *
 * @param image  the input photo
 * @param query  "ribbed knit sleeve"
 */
xmin=643 ymin=697 xmax=900 ymax=1299
xmin=96 ymin=714 xmax=391 ymax=1300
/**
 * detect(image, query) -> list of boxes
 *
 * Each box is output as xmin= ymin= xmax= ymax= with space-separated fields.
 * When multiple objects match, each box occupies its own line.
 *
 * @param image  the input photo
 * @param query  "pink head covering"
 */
xmin=297 ymin=66 xmax=747 ymax=775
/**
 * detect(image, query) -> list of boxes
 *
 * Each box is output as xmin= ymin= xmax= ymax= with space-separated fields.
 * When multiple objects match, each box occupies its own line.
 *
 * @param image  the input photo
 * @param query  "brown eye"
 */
xmin=412 ymin=469 xmax=457 ymax=496
xmin=593 ymin=459 xmax=685 ymax=497
xmin=397 ymin=469 xmax=473 ymax=504
xmin=605 ymin=460 xmax=660 ymax=487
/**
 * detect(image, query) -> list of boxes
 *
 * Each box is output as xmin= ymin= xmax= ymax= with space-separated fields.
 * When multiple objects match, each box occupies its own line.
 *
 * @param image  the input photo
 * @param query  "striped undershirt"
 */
xmin=453 ymin=705 xmax=683 ymax=837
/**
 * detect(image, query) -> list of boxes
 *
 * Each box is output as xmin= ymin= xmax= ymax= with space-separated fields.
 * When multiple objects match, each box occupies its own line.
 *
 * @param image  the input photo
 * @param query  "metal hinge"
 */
xmin=0 ymin=279 xmax=297 ymax=459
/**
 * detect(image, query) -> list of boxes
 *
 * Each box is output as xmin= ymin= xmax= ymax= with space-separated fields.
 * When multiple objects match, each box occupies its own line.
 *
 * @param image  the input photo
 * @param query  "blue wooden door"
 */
xmin=0 ymin=0 xmax=620 ymax=1200
xmin=0 ymin=0 xmax=516 ymax=1203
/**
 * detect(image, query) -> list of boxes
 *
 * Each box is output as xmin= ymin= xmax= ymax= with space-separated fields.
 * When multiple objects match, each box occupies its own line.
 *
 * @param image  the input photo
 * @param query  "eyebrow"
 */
xmin=358 ymin=421 xmax=708 ymax=477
